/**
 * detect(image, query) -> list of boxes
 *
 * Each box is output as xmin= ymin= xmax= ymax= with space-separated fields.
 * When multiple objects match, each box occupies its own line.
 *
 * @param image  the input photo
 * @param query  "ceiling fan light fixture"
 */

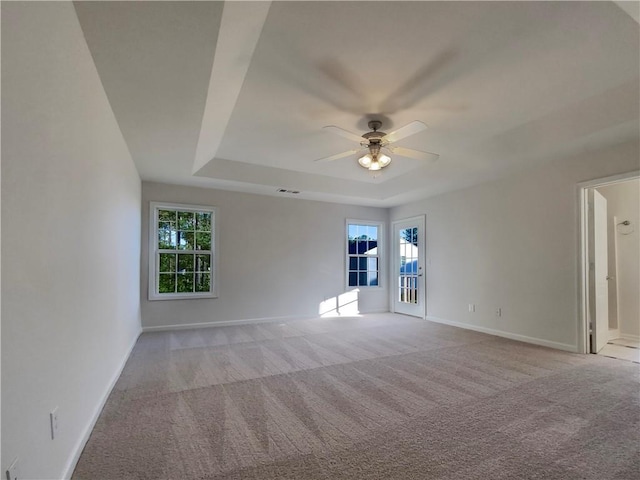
xmin=358 ymin=152 xmax=391 ymax=171
xmin=369 ymin=158 xmax=382 ymax=171
xmin=358 ymin=153 xmax=373 ymax=168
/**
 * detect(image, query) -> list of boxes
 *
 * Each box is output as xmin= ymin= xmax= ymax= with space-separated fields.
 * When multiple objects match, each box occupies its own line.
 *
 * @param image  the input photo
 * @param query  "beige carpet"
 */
xmin=73 ymin=313 xmax=639 ymax=479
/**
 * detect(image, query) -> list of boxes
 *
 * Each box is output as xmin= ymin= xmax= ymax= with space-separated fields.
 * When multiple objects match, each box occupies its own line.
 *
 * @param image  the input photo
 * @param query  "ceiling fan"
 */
xmin=315 ymin=120 xmax=439 ymax=173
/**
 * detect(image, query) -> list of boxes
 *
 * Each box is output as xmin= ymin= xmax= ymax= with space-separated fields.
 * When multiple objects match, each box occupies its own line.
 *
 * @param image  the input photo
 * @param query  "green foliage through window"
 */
xmin=154 ymin=204 xmax=214 ymax=296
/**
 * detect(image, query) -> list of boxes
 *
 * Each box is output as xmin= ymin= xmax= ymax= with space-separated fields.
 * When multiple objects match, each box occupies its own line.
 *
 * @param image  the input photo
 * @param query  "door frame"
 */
xmin=578 ymin=170 xmax=639 ymax=354
xmin=590 ymin=188 xmax=609 ymax=353
xmin=391 ymin=215 xmax=426 ymax=318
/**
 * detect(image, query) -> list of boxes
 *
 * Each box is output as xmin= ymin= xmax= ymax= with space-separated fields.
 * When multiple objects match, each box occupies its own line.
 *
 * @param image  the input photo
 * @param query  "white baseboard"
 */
xmin=142 ymin=310 xmax=392 ymax=333
xmin=62 ymin=327 xmax=142 ymax=479
xmin=608 ymin=329 xmax=621 ymax=341
xmin=360 ymin=308 xmax=390 ymax=315
xmin=425 ymin=316 xmax=577 ymax=352
xmin=620 ymin=333 xmax=640 ymax=342
xmin=142 ymin=314 xmax=315 ymax=332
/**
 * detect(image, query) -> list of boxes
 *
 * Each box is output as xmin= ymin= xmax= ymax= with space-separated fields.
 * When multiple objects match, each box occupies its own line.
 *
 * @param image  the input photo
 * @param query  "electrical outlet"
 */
xmin=6 ymin=457 xmax=20 ymax=480
xmin=496 ymin=307 xmax=502 ymax=317
xmin=468 ymin=304 xmax=475 ymax=313
xmin=50 ymin=407 xmax=59 ymax=440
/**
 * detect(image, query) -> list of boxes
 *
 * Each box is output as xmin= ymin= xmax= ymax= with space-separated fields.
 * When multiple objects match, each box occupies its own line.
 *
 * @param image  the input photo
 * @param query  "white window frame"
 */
xmin=148 ymin=201 xmax=218 ymax=301
xmin=345 ymin=219 xmax=384 ymax=290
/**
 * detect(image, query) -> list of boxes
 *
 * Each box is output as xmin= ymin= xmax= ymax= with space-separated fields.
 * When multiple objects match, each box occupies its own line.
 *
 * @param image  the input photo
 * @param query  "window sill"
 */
xmin=148 ymin=292 xmax=218 ymax=301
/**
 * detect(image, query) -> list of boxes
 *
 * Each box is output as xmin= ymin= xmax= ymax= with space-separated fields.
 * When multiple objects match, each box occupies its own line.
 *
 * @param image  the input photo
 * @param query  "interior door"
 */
xmin=393 ymin=216 xmax=425 ymax=317
xmin=590 ymin=189 xmax=609 ymax=353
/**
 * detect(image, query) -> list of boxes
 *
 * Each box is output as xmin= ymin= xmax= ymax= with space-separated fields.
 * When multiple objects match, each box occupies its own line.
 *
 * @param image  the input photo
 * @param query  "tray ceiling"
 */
xmin=75 ymin=1 xmax=640 ymax=207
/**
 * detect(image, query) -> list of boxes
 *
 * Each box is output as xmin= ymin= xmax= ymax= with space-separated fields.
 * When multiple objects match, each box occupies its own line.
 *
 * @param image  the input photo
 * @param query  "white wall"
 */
xmin=1 ymin=3 xmax=141 ymax=479
xmin=391 ymin=140 xmax=639 ymax=351
xmin=141 ymin=183 xmax=389 ymax=329
xmin=597 ymin=179 xmax=640 ymax=339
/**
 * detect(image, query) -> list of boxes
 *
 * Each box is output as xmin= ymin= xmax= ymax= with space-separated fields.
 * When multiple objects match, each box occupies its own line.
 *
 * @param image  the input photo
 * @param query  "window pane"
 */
xmin=348 ymin=272 xmax=358 ymax=287
xmin=177 ymin=273 xmax=194 ymax=292
xmin=368 ymin=226 xmax=378 ymax=240
xmin=357 ymin=240 xmax=368 ymax=254
xmin=158 ymin=273 xmax=176 ymax=293
xmin=158 ymin=230 xmax=174 ymax=250
xmin=368 ymin=272 xmax=378 ymax=286
xmin=348 ymin=224 xmax=358 ymax=239
xmin=367 ymin=257 xmax=378 ymax=271
xmin=178 ymin=254 xmax=194 ymax=273
xmin=158 ymin=221 xmax=176 ymax=249
xmin=158 ymin=210 xmax=176 ymax=222
xmin=348 ymin=240 xmax=356 ymax=254
xmin=196 ymin=254 xmax=211 ymax=272
xmin=195 ymin=272 xmax=210 ymax=292
xmin=358 ymin=272 xmax=368 ymax=286
xmin=177 ymin=211 xmax=195 ymax=231
xmin=401 ymin=261 xmax=409 ymax=274
xmin=410 ymin=260 xmax=417 ymax=273
xmin=366 ymin=240 xmax=377 ymax=254
xmin=402 ymin=228 xmax=412 ymax=245
xmin=196 ymin=212 xmax=211 ymax=231
xmin=158 ymin=221 xmax=173 ymax=232
xmin=177 ymin=231 xmax=194 ymax=250
xmin=159 ymin=254 xmax=176 ymax=273
xmin=358 ymin=257 xmax=367 ymax=271
xmin=195 ymin=231 xmax=211 ymax=250
xmin=349 ymin=256 xmax=358 ymax=270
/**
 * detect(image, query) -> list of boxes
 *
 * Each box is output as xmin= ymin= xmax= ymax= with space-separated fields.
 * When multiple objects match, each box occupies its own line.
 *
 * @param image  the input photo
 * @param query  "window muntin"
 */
xmin=150 ymin=203 xmax=216 ymax=300
xmin=346 ymin=221 xmax=382 ymax=288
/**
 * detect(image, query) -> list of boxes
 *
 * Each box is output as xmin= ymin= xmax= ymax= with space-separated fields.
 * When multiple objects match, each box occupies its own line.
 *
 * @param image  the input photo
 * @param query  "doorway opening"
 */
xmin=579 ymin=171 xmax=639 ymax=362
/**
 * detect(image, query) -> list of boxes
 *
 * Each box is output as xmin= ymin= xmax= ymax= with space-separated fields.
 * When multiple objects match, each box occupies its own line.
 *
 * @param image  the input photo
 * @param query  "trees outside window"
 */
xmin=149 ymin=202 xmax=217 ymax=300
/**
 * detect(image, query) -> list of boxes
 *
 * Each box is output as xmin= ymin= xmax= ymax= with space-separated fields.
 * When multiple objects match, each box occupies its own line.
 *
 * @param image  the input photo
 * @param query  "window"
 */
xmin=346 ymin=220 xmax=382 ymax=288
xmin=149 ymin=202 xmax=217 ymax=300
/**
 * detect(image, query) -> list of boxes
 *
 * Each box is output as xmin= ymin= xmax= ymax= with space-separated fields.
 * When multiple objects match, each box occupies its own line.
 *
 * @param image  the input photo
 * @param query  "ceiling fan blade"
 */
xmin=383 ymin=121 xmax=428 ymax=143
xmin=391 ymin=146 xmax=439 ymax=163
xmin=323 ymin=125 xmax=365 ymax=144
xmin=314 ymin=148 xmax=362 ymax=162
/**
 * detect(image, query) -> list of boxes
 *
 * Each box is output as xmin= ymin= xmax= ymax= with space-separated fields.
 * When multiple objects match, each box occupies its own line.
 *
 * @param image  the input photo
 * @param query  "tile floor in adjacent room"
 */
xmin=599 ymin=337 xmax=640 ymax=363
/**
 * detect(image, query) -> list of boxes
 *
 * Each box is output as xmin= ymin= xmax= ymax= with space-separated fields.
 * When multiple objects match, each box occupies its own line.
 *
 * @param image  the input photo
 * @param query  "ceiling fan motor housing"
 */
xmin=361 ymin=121 xmax=387 ymax=146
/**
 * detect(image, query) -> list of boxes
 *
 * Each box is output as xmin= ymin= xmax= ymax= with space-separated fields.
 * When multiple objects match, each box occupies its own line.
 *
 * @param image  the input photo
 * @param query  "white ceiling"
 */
xmin=74 ymin=1 xmax=640 ymax=207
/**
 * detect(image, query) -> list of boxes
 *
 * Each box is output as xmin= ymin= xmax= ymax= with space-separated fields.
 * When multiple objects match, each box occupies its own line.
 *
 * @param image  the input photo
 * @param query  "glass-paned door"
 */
xmin=393 ymin=216 xmax=425 ymax=317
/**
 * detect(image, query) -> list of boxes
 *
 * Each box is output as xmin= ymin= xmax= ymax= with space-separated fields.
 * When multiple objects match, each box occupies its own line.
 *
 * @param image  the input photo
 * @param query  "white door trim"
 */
xmin=577 ymin=170 xmax=639 ymax=354
xmin=591 ymin=189 xmax=609 ymax=353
